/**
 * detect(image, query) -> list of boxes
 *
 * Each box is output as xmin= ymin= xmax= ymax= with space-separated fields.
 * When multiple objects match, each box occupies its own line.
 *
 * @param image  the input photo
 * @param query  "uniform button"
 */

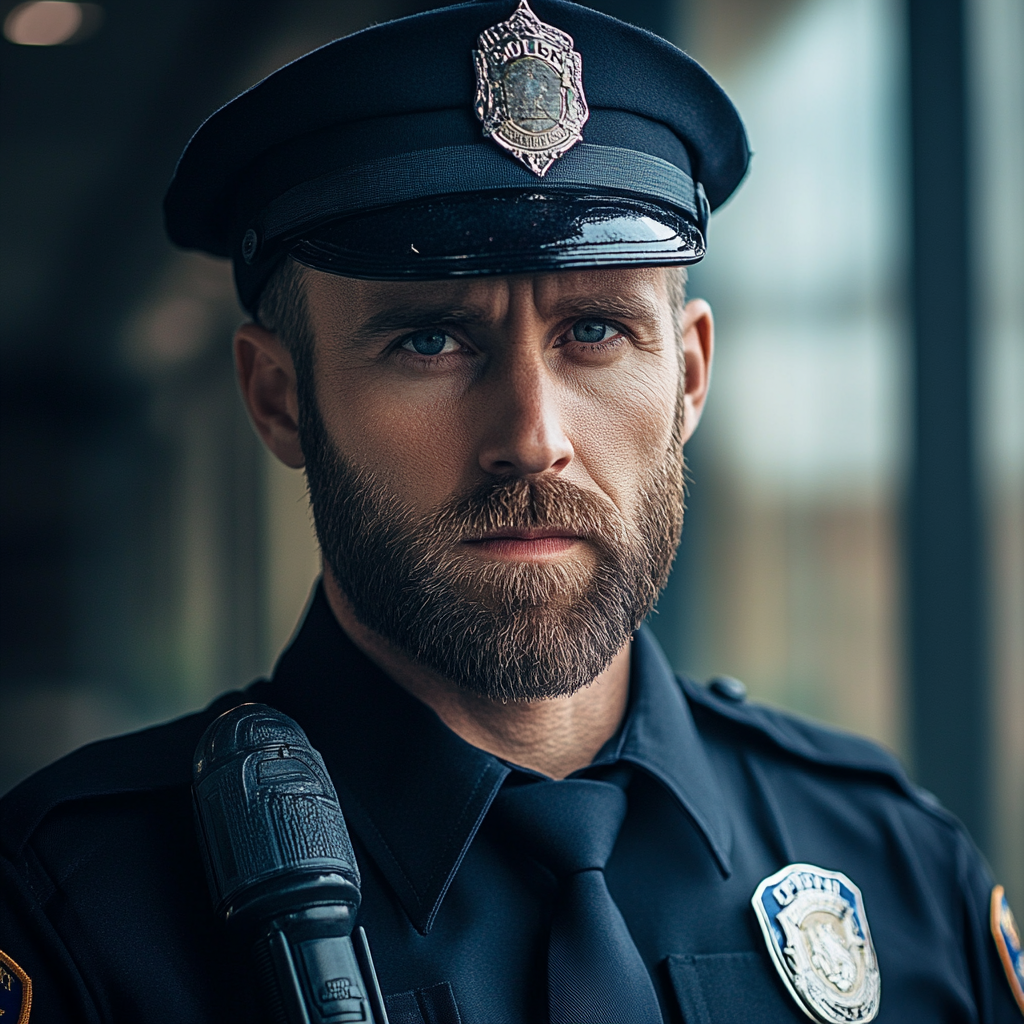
xmin=707 ymin=675 xmax=747 ymax=702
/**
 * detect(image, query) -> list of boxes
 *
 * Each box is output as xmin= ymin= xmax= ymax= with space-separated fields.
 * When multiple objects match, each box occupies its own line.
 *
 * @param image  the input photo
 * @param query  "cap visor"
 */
xmin=287 ymin=191 xmax=704 ymax=280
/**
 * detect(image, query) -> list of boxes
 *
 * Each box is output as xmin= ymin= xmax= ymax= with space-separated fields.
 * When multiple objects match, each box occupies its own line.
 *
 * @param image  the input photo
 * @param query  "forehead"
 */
xmin=302 ymin=266 xmax=673 ymax=325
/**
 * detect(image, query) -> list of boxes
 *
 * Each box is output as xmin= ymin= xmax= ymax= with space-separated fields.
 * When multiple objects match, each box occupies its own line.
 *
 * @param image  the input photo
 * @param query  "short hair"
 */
xmin=255 ymin=258 xmax=688 ymax=373
xmin=255 ymin=257 xmax=316 ymax=388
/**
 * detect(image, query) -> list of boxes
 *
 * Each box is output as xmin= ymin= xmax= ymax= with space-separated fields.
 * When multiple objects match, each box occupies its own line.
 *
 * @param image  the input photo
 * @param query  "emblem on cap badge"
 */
xmin=752 ymin=864 xmax=880 ymax=1023
xmin=473 ymin=0 xmax=588 ymax=176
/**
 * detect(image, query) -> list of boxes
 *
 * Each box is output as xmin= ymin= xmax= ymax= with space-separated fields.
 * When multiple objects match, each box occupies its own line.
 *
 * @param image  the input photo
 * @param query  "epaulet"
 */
xmin=678 ymin=675 xmax=958 ymax=826
xmin=0 ymin=690 xmax=247 ymax=858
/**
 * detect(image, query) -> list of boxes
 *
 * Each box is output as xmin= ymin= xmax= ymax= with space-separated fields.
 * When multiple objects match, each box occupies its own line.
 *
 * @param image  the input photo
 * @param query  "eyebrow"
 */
xmin=353 ymin=304 xmax=489 ymax=337
xmin=549 ymin=294 xmax=663 ymax=324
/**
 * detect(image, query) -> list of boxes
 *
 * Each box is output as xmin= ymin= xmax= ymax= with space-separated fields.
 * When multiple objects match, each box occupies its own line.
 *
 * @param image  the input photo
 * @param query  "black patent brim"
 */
xmin=286 ymin=191 xmax=705 ymax=280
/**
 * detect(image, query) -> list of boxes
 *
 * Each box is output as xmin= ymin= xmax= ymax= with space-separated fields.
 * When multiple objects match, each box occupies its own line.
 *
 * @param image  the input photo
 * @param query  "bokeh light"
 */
xmin=4 ymin=2 xmax=102 ymax=47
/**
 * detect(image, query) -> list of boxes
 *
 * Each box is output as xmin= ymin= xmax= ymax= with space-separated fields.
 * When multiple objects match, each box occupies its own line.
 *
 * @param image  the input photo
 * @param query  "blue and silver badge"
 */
xmin=752 ymin=863 xmax=880 ymax=1023
xmin=473 ymin=0 xmax=588 ymax=176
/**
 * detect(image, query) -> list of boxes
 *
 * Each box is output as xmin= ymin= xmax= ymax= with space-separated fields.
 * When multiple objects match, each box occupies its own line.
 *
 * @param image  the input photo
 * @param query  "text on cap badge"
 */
xmin=752 ymin=864 xmax=881 ymax=1023
xmin=473 ymin=0 xmax=588 ymax=176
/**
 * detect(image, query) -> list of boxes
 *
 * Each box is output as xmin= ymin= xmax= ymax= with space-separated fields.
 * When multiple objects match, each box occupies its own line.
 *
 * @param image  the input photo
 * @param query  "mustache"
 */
xmin=432 ymin=475 xmax=629 ymax=549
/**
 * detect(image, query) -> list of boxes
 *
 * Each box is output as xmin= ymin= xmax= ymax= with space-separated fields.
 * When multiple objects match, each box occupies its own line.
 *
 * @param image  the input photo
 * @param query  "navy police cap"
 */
xmin=164 ymin=0 xmax=749 ymax=312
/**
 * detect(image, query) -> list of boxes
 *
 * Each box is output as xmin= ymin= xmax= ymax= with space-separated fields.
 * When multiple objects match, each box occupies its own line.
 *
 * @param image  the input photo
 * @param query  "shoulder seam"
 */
xmin=17 ymin=837 xmax=57 ymax=907
xmin=0 ymin=691 xmax=246 ymax=858
xmin=677 ymin=675 xmax=963 ymax=829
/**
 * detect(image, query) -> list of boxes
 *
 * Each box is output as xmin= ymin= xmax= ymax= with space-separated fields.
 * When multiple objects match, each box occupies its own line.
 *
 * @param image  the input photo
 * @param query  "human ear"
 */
xmin=234 ymin=322 xmax=305 ymax=468
xmin=678 ymin=298 xmax=714 ymax=444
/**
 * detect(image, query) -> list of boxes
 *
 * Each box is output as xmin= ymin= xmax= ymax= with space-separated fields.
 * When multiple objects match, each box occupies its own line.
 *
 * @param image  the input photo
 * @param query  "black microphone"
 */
xmin=192 ymin=703 xmax=389 ymax=1024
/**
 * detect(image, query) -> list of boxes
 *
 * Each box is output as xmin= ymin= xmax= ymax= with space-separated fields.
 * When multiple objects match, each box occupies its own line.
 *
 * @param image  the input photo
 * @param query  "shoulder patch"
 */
xmin=0 ymin=948 xmax=32 ymax=1024
xmin=991 ymin=885 xmax=1024 ymax=1013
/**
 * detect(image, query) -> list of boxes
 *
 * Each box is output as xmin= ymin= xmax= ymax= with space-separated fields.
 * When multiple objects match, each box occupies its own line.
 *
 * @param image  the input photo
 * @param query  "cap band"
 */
xmin=255 ymin=143 xmax=700 ymax=246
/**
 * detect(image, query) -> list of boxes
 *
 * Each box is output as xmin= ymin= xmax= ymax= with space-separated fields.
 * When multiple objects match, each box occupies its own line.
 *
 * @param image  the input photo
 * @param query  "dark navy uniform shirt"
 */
xmin=1 ymin=585 xmax=1019 ymax=1022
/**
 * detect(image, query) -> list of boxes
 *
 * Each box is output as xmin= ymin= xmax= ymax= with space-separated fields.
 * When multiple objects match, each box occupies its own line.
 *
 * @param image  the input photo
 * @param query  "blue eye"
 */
xmin=572 ymin=319 xmax=614 ymax=343
xmin=401 ymin=329 xmax=456 ymax=356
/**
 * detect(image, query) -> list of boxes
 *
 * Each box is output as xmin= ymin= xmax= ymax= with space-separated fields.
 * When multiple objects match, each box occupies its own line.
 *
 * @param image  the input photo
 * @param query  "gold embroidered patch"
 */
xmin=0 ymin=948 xmax=32 ymax=1024
xmin=991 ymin=885 xmax=1024 ymax=1014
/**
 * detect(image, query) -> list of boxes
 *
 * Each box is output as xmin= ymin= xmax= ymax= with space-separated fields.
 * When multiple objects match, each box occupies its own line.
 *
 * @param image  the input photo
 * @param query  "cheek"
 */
xmin=314 ymin=364 xmax=477 ymax=504
xmin=568 ymin=354 xmax=679 ymax=508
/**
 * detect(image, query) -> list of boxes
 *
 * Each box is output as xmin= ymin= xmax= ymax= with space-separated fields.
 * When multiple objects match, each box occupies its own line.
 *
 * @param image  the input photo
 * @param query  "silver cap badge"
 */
xmin=473 ymin=0 xmax=589 ymax=176
xmin=752 ymin=864 xmax=881 ymax=1023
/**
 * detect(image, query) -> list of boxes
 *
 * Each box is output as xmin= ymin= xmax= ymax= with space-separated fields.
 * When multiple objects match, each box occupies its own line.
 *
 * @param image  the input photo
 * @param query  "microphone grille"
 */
xmin=192 ymin=703 xmax=359 ymax=921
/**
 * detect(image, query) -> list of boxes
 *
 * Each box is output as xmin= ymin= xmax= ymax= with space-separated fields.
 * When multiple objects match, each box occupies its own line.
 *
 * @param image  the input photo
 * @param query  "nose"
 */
xmin=477 ymin=349 xmax=574 ymax=478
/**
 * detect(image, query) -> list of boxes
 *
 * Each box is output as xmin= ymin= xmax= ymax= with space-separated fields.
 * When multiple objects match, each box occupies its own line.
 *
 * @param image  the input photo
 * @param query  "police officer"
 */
xmin=1 ymin=2 xmax=1022 ymax=1022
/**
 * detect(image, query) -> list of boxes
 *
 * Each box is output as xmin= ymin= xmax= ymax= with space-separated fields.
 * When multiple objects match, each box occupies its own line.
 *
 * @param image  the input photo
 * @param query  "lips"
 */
xmin=462 ymin=529 xmax=585 ymax=559
xmin=465 ymin=528 xmax=582 ymax=543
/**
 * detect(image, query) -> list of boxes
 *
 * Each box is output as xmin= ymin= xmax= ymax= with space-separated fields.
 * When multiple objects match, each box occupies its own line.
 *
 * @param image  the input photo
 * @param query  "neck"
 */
xmin=322 ymin=569 xmax=631 ymax=780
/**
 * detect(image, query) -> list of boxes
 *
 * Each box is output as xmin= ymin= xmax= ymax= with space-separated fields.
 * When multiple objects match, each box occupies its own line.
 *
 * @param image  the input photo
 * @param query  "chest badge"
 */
xmin=473 ymin=0 xmax=588 ymax=177
xmin=752 ymin=863 xmax=880 ymax=1023
xmin=0 ymin=949 xmax=32 ymax=1024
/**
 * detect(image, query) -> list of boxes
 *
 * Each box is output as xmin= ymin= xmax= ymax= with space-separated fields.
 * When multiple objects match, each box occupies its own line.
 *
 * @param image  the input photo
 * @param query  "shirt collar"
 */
xmin=597 ymin=626 xmax=733 ymax=877
xmin=249 ymin=584 xmax=731 ymax=934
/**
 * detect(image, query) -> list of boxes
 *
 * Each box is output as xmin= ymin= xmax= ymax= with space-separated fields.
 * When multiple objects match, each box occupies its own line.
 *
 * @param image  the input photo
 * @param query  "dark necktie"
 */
xmin=494 ymin=778 xmax=664 ymax=1024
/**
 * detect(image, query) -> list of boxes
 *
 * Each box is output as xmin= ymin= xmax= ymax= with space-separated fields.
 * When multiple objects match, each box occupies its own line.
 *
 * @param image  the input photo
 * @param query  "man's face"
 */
xmin=296 ymin=267 xmax=694 ymax=700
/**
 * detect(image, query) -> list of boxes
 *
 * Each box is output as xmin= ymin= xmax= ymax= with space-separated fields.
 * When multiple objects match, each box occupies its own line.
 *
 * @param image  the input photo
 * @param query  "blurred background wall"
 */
xmin=1 ymin=0 xmax=1021 ymax=903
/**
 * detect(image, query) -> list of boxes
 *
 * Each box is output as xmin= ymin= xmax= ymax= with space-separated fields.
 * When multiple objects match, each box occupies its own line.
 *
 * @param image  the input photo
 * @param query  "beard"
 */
xmin=300 ymin=400 xmax=685 ymax=703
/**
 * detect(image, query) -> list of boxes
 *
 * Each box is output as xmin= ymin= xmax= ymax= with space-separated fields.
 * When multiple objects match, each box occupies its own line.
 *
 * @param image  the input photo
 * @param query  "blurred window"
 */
xmin=656 ymin=0 xmax=907 ymax=753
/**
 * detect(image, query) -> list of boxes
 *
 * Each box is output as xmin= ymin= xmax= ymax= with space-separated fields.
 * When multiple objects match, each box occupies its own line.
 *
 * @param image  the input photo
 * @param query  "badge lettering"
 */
xmin=773 ymin=871 xmax=843 ymax=907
